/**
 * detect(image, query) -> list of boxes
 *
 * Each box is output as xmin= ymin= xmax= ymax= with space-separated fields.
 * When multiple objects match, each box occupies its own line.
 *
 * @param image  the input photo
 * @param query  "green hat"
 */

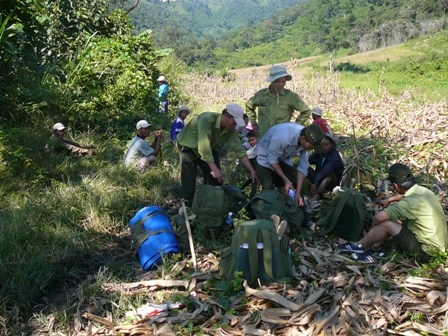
xmin=305 ymin=124 xmax=325 ymax=153
xmin=388 ymin=163 xmax=414 ymax=184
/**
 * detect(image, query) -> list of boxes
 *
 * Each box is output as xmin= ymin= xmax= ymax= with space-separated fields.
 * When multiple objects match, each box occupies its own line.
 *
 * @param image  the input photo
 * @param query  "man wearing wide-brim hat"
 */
xmin=245 ymin=64 xmax=311 ymax=137
xmin=338 ymin=162 xmax=448 ymax=263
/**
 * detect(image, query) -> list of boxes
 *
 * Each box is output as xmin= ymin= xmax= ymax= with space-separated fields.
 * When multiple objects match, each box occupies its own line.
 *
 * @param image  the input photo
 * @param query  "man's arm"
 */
xmin=291 ymin=93 xmax=311 ymax=125
xmin=150 ymin=131 xmax=163 ymax=156
xmin=239 ymin=156 xmax=257 ymax=184
xmin=245 ymin=95 xmax=259 ymax=136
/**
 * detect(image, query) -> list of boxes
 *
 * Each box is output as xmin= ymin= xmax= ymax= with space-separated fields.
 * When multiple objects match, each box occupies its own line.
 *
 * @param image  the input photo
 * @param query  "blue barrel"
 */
xmin=129 ymin=206 xmax=179 ymax=271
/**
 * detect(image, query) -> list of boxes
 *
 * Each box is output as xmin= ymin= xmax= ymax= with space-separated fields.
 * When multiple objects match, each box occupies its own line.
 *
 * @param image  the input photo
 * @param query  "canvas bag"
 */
xmin=315 ymin=188 xmax=371 ymax=241
xmin=219 ymin=219 xmax=292 ymax=288
xmin=191 ymin=184 xmax=249 ymax=229
xmin=248 ymin=189 xmax=305 ymax=235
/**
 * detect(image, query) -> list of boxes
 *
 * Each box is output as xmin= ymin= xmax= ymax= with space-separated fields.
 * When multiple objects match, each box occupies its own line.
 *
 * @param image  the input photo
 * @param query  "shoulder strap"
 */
xmin=131 ymin=209 xmax=172 ymax=251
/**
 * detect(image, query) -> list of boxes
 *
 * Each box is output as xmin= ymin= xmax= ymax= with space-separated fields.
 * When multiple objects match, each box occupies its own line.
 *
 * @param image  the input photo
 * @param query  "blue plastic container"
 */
xmin=129 ymin=206 xmax=179 ymax=271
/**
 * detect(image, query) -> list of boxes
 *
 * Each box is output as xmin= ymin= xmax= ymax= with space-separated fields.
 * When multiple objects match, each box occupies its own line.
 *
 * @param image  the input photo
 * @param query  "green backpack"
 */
xmin=341 ymin=164 xmax=376 ymax=199
xmin=219 ymin=219 xmax=292 ymax=288
xmin=191 ymin=184 xmax=248 ymax=229
xmin=248 ymin=190 xmax=305 ymax=236
xmin=316 ymin=188 xmax=371 ymax=241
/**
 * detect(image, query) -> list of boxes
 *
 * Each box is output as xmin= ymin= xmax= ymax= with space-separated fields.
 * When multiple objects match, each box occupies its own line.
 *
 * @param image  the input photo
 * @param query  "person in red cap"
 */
xmin=46 ymin=122 xmax=96 ymax=156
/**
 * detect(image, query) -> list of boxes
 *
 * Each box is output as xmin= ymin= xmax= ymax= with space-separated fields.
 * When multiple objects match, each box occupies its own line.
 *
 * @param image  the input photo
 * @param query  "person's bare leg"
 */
xmin=356 ymin=220 xmax=402 ymax=249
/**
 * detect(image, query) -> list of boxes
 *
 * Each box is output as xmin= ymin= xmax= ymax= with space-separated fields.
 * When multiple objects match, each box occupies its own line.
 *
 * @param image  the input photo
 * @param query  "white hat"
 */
xmin=311 ymin=106 xmax=323 ymax=116
xmin=177 ymin=106 xmax=191 ymax=115
xmin=266 ymin=64 xmax=292 ymax=82
xmin=52 ymin=122 xmax=67 ymax=131
xmin=136 ymin=120 xmax=152 ymax=130
xmin=226 ymin=103 xmax=246 ymax=128
xmin=157 ymin=76 xmax=166 ymax=82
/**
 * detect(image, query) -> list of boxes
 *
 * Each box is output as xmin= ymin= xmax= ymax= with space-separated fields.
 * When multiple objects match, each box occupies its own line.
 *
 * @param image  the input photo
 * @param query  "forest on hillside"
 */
xmin=149 ymin=0 xmax=448 ymax=69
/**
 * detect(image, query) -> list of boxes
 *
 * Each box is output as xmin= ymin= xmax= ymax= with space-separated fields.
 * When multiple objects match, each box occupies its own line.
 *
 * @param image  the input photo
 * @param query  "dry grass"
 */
xmin=69 ymin=67 xmax=448 ymax=335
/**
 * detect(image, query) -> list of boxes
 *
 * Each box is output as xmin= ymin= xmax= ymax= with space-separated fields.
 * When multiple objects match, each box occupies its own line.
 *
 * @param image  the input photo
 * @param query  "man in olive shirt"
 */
xmin=46 ymin=123 xmax=96 ymax=156
xmin=246 ymin=64 xmax=311 ymax=137
xmin=177 ymin=103 xmax=257 ymax=207
xmin=339 ymin=163 xmax=448 ymax=262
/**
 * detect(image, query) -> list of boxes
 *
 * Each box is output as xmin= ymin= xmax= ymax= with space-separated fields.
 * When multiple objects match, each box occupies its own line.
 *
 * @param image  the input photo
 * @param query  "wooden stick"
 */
xmin=181 ymin=201 xmax=198 ymax=273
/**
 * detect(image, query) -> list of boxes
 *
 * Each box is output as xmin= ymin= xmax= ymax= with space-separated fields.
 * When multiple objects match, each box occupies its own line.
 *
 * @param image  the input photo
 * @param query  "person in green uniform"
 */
xmin=46 ymin=123 xmax=96 ymax=156
xmin=338 ymin=163 xmax=448 ymax=262
xmin=245 ymin=64 xmax=311 ymax=137
xmin=176 ymin=103 xmax=257 ymax=207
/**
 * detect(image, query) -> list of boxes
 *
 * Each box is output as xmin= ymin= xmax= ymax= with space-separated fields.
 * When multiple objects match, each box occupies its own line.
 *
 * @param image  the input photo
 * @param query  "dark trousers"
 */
xmin=307 ymin=168 xmax=339 ymax=194
xmin=256 ymin=162 xmax=310 ymax=226
xmin=179 ymin=146 xmax=221 ymax=207
xmin=256 ymin=161 xmax=297 ymax=190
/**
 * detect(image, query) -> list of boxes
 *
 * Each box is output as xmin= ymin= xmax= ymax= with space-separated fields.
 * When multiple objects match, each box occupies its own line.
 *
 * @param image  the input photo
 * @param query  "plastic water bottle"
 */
xmin=288 ymin=189 xmax=296 ymax=199
xmin=225 ymin=212 xmax=234 ymax=226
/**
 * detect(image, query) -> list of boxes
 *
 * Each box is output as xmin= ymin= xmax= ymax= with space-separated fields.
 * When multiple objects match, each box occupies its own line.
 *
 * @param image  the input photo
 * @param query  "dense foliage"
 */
xmin=167 ymin=0 xmax=448 ymax=69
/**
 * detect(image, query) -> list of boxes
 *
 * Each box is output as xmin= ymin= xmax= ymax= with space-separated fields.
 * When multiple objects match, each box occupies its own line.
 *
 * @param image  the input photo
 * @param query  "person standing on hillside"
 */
xmin=46 ymin=123 xmax=96 ymax=156
xmin=311 ymin=106 xmax=333 ymax=135
xmin=246 ymin=64 xmax=311 ymax=137
xmin=157 ymin=75 xmax=169 ymax=113
xmin=176 ymin=103 xmax=257 ymax=207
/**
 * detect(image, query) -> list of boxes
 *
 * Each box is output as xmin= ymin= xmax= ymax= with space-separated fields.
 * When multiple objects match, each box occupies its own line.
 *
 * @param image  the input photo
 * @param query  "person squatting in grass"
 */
xmin=255 ymin=122 xmax=325 ymax=209
xmin=338 ymin=163 xmax=448 ymax=263
xmin=176 ymin=103 xmax=257 ymax=207
xmin=124 ymin=120 xmax=163 ymax=170
xmin=245 ymin=64 xmax=311 ymax=138
xmin=170 ymin=106 xmax=191 ymax=144
xmin=307 ymin=133 xmax=344 ymax=200
xmin=46 ymin=122 xmax=96 ymax=156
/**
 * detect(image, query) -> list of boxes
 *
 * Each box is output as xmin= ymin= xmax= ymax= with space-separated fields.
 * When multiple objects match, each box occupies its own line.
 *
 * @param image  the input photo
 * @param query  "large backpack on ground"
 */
xmin=248 ymin=190 xmax=305 ymax=236
xmin=129 ymin=206 xmax=179 ymax=271
xmin=315 ymin=188 xmax=371 ymax=241
xmin=219 ymin=219 xmax=292 ymax=288
xmin=191 ymin=184 xmax=249 ymax=230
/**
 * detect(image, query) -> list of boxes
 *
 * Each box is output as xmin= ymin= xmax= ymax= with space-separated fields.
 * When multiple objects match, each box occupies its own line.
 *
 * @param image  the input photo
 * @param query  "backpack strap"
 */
xmin=131 ymin=209 xmax=172 ymax=251
xmin=351 ymin=191 xmax=367 ymax=240
xmin=246 ymin=226 xmax=259 ymax=286
xmin=261 ymin=229 xmax=275 ymax=281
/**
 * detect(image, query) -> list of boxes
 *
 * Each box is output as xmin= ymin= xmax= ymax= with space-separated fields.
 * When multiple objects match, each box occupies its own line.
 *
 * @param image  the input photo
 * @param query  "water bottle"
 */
xmin=225 ymin=212 xmax=234 ymax=226
xmin=288 ymin=189 xmax=296 ymax=199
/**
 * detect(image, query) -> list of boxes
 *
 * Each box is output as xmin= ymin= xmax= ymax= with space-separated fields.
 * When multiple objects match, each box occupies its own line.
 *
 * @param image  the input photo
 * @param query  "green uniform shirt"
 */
xmin=385 ymin=184 xmax=448 ymax=256
xmin=176 ymin=112 xmax=246 ymax=163
xmin=46 ymin=134 xmax=92 ymax=156
xmin=245 ymin=87 xmax=310 ymax=137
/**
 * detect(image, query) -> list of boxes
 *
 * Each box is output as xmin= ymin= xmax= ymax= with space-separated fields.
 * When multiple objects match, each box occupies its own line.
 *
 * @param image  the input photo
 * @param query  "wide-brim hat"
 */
xmin=266 ymin=64 xmax=292 ymax=82
xmin=177 ymin=106 xmax=191 ymax=115
xmin=305 ymin=124 xmax=326 ymax=154
xmin=312 ymin=106 xmax=323 ymax=116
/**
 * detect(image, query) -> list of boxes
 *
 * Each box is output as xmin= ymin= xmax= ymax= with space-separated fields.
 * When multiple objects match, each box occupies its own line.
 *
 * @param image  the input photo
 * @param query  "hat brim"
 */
xmin=313 ymin=142 xmax=325 ymax=154
xmin=234 ymin=116 xmax=246 ymax=129
xmin=266 ymin=74 xmax=292 ymax=83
